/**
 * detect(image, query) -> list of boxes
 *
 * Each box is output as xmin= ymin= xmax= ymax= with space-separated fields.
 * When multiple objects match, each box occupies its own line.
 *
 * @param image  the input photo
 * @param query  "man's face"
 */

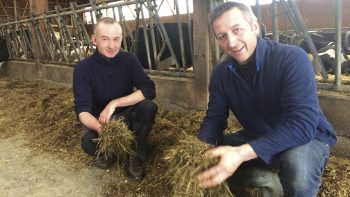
xmin=213 ymin=8 xmax=259 ymax=65
xmin=92 ymin=23 xmax=122 ymax=58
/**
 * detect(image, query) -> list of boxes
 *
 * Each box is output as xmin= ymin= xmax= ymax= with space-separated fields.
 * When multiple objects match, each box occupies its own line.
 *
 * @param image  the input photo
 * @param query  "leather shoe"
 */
xmin=126 ymin=156 xmax=145 ymax=180
xmin=96 ymin=154 xmax=117 ymax=169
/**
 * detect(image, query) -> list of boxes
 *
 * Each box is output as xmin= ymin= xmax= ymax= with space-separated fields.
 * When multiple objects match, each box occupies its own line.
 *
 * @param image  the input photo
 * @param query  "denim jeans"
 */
xmin=224 ymin=130 xmax=330 ymax=197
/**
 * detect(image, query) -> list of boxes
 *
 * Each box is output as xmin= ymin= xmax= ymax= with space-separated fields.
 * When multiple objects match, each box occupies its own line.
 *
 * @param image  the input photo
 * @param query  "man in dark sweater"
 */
xmin=73 ymin=17 xmax=157 ymax=180
xmin=196 ymin=2 xmax=336 ymax=196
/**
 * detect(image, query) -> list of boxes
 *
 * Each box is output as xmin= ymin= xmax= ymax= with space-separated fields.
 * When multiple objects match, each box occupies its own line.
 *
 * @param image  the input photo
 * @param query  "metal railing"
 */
xmin=0 ymin=0 xmax=194 ymax=76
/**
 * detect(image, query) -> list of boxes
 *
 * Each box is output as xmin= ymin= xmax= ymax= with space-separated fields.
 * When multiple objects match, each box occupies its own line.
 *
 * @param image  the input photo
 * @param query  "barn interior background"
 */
xmin=0 ymin=0 xmax=348 ymax=148
xmin=1 ymin=0 xmax=350 ymax=152
xmin=0 ymin=0 xmax=350 ymax=108
xmin=0 ymin=0 xmax=349 ymax=196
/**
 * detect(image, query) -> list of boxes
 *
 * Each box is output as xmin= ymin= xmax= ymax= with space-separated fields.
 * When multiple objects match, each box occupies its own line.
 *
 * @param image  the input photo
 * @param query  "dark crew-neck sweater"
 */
xmin=73 ymin=50 xmax=156 ymax=117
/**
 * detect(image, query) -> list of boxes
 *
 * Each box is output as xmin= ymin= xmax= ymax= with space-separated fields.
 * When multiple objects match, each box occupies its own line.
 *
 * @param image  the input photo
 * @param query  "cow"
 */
xmin=296 ymin=32 xmax=350 ymax=75
xmin=123 ymin=22 xmax=193 ymax=71
xmin=0 ymin=37 xmax=9 ymax=63
xmin=316 ymin=48 xmax=350 ymax=75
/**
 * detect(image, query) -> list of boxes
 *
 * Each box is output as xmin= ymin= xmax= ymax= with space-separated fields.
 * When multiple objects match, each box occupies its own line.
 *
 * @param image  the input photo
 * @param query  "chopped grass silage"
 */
xmin=319 ymin=156 xmax=350 ymax=197
xmin=95 ymin=117 xmax=135 ymax=159
xmin=163 ymin=131 xmax=233 ymax=197
xmin=1 ymin=76 xmax=350 ymax=196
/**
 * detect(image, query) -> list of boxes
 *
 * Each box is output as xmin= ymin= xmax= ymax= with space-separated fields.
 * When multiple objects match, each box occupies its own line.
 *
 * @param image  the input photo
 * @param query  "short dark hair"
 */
xmin=94 ymin=17 xmax=121 ymax=34
xmin=209 ymin=1 xmax=257 ymax=28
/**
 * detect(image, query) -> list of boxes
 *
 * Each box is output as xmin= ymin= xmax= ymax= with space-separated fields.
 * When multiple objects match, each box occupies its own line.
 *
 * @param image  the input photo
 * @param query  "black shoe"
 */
xmin=95 ymin=154 xmax=117 ymax=169
xmin=126 ymin=156 xmax=145 ymax=180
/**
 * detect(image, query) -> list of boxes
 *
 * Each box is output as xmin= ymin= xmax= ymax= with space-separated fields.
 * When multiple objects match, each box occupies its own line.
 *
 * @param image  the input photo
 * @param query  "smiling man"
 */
xmin=196 ymin=2 xmax=336 ymax=196
xmin=73 ymin=17 xmax=157 ymax=180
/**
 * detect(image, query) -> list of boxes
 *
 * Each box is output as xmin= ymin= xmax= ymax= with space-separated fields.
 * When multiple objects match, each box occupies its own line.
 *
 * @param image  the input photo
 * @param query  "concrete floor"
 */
xmin=332 ymin=136 xmax=350 ymax=159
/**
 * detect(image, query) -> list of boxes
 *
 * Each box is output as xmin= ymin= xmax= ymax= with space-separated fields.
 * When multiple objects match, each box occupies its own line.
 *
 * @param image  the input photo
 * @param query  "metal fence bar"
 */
xmin=174 ymin=0 xmax=186 ymax=68
xmin=146 ymin=1 xmax=159 ymax=69
xmin=140 ymin=4 xmax=153 ymax=70
xmin=0 ymin=0 xmax=194 ymax=75
xmin=286 ymin=0 xmax=328 ymax=79
xmin=0 ymin=0 xmax=148 ymax=27
xmin=133 ymin=0 xmax=141 ymax=55
xmin=18 ymin=24 xmax=34 ymax=59
xmin=118 ymin=6 xmax=129 ymax=52
xmin=147 ymin=0 xmax=180 ymax=69
xmin=55 ymin=6 xmax=80 ymax=62
xmin=30 ymin=12 xmax=52 ymax=60
xmin=44 ymin=17 xmax=67 ymax=62
xmin=334 ymin=0 xmax=342 ymax=87
xmin=186 ymin=0 xmax=193 ymax=66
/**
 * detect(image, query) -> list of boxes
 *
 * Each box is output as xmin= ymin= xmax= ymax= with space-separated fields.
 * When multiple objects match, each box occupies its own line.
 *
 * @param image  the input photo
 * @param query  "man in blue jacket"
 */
xmin=196 ymin=2 xmax=336 ymax=196
xmin=73 ymin=17 xmax=157 ymax=180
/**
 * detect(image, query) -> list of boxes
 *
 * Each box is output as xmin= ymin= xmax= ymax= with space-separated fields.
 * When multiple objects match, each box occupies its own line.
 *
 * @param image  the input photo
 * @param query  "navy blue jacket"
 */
xmin=198 ymin=37 xmax=337 ymax=164
xmin=73 ymin=50 xmax=156 ymax=117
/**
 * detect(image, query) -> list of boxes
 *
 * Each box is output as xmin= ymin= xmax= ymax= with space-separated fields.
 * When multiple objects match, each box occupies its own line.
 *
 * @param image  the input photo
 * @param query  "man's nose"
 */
xmin=227 ymin=34 xmax=238 ymax=48
xmin=107 ymin=40 xmax=113 ymax=48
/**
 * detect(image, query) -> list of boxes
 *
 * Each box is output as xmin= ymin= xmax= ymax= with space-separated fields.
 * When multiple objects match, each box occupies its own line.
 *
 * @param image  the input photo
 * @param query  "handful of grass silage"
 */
xmin=163 ymin=131 xmax=233 ymax=197
xmin=95 ymin=117 xmax=135 ymax=159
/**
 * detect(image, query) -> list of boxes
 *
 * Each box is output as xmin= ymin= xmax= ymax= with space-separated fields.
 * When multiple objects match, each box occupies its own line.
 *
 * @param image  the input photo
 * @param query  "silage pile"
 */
xmin=0 ymin=79 xmax=81 ymax=150
xmin=0 ymin=76 xmax=349 ymax=196
xmin=163 ymin=131 xmax=233 ymax=197
xmin=318 ymin=156 xmax=350 ymax=196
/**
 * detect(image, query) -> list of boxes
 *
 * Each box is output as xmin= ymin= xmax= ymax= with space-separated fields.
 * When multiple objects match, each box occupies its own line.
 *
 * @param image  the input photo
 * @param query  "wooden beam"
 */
xmin=30 ymin=0 xmax=48 ymax=14
xmin=193 ymin=0 xmax=212 ymax=109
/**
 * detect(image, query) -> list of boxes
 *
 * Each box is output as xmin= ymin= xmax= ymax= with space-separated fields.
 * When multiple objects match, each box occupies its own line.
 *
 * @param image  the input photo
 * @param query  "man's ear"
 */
xmin=252 ymin=21 xmax=260 ymax=36
xmin=91 ymin=35 xmax=97 ymax=46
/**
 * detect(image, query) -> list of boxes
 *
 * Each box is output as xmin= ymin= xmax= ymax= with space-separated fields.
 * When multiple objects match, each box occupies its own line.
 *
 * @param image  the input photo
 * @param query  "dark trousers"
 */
xmin=80 ymin=100 xmax=158 ymax=161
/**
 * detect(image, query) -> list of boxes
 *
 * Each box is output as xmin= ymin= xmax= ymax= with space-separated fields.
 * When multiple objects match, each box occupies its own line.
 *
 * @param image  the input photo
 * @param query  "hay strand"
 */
xmin=95 ymin=117 xmax=135 ymax=159
xmin=163 ymin=131 xmax=233 ymax=197
xmin=1 ymin=77 xmax=350 ymax=196
xmin=319 ymin=156 xmax=350 ymax=197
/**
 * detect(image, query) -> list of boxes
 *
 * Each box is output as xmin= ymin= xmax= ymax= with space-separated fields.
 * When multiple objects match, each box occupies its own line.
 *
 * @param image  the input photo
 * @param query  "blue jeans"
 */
xmin=224 ymin=131 xmax=330 ymax=197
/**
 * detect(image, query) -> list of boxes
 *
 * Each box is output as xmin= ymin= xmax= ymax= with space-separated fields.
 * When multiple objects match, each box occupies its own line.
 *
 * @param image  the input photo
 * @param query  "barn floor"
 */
xmin=0 ymin=74 xmax=349 ymax=196
xmin=316 ymin=73 xmax=350 ymax=87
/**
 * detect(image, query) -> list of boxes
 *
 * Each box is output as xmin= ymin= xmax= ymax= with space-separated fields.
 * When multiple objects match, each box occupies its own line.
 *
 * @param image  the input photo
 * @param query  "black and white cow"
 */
xmin=0 ymin=37 xmax=9 ymax=62
xmin=124 ymin=22 xmax=193 ymax=71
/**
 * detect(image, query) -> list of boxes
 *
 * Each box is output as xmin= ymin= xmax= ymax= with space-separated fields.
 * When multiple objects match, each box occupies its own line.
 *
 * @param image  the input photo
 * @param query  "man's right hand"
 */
xmin=79 ymin=112 xmax=102 ymax=133
xmin=196 ymin=144 xmax=258 ymax=188
xmin=99 ymin=100 xmax=118 ymax=123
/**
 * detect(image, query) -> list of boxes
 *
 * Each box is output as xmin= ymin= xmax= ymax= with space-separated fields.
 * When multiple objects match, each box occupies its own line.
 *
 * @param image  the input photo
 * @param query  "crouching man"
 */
xmin=196 ymin=2 xmax=336 ymax=196
xmin=73 ymin=17 xmax=157 ymax=180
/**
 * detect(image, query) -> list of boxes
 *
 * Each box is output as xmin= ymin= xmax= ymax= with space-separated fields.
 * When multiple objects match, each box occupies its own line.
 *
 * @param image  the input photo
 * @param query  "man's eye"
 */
xmin=217 ymin=34 xmax=226 ymax=41
xmin=233 ymin=28 xmax=242 ymax=34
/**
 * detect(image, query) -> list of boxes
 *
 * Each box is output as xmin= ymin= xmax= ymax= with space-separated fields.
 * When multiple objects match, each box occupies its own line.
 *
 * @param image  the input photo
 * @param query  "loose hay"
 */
xmin=95 ymin=117 xmax=135 ymax=159
xmin=319 ymin=156 xmax=350 ymax=197
xmin=163 ymin=131 xmax=233 ymax=197
xmin=1 ymin=76 xmax=350 ymax=196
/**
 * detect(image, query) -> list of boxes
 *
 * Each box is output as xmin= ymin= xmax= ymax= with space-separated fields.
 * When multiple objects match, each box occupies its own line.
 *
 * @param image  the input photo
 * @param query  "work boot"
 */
xmin=95 ymin=154 xmax=117 ymax=169
xmin=125 ymin=155 xmax=145 ymax=180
